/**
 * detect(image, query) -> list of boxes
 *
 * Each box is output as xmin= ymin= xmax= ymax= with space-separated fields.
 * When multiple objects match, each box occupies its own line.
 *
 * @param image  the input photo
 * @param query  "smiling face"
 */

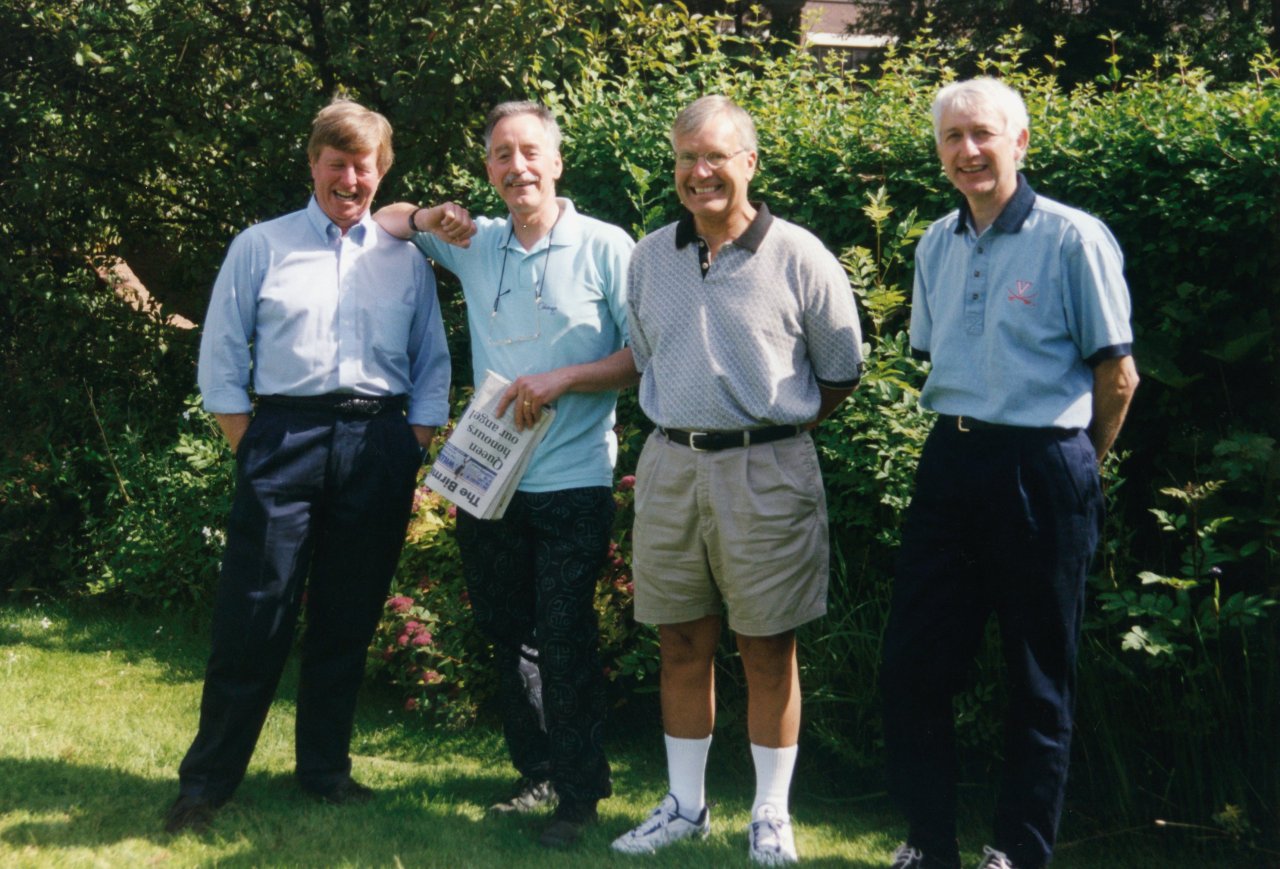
xmin=485 ymin=112 xmax=563 ymax=224
xmin=673 ymin=112 xmax=757 ymax=232
xmin=310 ymin=146 xmax=384 ymax=232
xmin=936 ymin=100 xmax=1028 ymax=217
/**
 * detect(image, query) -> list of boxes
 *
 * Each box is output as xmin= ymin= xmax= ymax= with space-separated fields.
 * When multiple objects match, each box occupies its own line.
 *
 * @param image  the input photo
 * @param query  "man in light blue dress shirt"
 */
xmin=883 ymin=79 xmax=1139 ymax=869
xmin=164 ymin=98 xmax=454 ymax=834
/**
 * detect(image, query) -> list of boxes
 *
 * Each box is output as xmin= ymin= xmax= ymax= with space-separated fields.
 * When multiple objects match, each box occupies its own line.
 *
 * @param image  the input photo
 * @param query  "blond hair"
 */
xmin=307 ymin=97 xmax=394 ymax=174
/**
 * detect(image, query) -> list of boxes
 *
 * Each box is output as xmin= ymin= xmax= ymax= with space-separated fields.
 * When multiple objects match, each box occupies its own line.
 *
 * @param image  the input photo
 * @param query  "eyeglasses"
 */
xmin=674 ymin=148 xmax=747 ymax=170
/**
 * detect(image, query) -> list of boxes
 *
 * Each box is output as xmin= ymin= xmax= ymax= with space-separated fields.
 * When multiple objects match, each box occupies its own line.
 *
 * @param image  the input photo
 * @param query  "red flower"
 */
xmin=618 ymin=475 xmax=636 ymax=491
xmin=388 ymin=595 xmax=414 ymax=613
xmin=405 ymin=698 xmax=420 ymax=711
xmin=411 ymin=632 xmax=433 ymax=646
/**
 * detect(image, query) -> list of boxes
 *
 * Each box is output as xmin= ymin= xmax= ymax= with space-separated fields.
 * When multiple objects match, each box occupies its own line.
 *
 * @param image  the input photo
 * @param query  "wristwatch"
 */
xmin=408 ymin=207 xmax=425 ymax=233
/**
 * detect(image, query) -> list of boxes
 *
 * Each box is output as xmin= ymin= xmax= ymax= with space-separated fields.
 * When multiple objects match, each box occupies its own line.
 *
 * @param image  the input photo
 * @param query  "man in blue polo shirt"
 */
xmin=375 ymin=101 xmax=635 ymax=849
xmin=883 ymin=79 xmax=1139 ymax=869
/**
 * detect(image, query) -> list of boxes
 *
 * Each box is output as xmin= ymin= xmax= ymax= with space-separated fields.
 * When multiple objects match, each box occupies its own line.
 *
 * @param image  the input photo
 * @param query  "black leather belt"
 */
xmin=660 ymin=425 xmax=800 ymax=452
xmin=257 ymin=394 xmax=407 ymax=416
xmin=938 ymin=415 xmax=1074 ymax=436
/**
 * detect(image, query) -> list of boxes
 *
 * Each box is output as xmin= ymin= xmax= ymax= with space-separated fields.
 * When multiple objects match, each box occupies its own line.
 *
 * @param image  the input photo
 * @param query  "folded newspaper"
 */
xmin=424 ymin=370 xmax=555 ymax=520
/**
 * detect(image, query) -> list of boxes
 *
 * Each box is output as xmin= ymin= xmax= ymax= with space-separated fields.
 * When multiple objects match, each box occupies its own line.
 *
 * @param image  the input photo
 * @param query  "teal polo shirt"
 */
xmin=910 ymin=176 xmax=1133 ymax=429
xmin=413 ymin=199 xmax=633 ymax=491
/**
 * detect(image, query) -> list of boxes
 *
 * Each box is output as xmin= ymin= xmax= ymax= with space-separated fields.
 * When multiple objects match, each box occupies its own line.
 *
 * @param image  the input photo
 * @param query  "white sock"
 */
xmin=664 ymin=733 xmax=711 ymax=815
xmin=750 ymin=743 xmax=798 ymax=818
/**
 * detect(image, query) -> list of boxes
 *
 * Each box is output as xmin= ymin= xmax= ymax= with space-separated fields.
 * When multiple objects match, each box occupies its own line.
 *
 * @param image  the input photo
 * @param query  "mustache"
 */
xmin=503 ymin=173 xmax=537 ymax=186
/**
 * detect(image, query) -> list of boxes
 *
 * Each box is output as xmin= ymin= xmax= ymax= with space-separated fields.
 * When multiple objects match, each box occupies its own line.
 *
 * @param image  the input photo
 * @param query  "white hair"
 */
xmin=931 ymin=77 xmax=1029 ymax=144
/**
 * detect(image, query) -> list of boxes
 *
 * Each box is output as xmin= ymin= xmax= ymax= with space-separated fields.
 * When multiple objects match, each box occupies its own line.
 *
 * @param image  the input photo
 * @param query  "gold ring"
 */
xmin=523 ymin=400 xmax=532 ymax=407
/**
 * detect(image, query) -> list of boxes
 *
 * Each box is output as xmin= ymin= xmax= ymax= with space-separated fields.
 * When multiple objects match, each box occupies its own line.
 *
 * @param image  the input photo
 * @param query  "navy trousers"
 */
xmin=881 ymin=421 xmax=1102 ymax=869
xmin=177 ymin=403 xmax=421 ymax=801
xmin=456 ymin=487 xmax=615 ymax=806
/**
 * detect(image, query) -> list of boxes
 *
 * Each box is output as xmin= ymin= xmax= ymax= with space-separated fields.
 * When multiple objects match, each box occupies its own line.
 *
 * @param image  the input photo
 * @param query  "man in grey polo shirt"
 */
xmin=612 ymin=95 xmax=863 ymax=865
xmin=882 ymin=78 xmax=1138 ymax=869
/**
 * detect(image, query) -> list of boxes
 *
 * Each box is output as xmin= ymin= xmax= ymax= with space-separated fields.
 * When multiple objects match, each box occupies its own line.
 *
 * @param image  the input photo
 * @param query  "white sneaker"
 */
xmin=611 ymin=792 xmax=710 ymax=854
xmin=748 ymin=804 xmax=798 ymax=864
xmin=977 ymin=846 xmax=1017 ymax=869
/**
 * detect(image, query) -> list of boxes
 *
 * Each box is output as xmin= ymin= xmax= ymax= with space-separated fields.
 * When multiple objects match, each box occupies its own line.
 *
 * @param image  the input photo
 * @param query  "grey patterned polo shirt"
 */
xmin=628 ymin=205 xmax=864 ymax=431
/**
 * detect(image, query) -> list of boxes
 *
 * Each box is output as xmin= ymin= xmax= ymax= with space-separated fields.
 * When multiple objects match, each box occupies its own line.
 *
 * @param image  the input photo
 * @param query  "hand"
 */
xmin=495 ymin=371 xmax=569 ymax=431
xmin=425 ymin=202 xmax=476 ymax=248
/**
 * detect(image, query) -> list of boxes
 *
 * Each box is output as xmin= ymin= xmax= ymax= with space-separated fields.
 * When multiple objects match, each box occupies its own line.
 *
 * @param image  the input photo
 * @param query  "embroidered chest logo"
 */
xmin=1008 ymin=280 xmax=1036 ymax=306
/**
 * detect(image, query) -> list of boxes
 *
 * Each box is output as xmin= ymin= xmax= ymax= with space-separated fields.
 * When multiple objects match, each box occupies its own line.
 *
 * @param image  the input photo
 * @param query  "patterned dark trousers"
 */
xmin=456 ymin=486 xmax=615 ymax=805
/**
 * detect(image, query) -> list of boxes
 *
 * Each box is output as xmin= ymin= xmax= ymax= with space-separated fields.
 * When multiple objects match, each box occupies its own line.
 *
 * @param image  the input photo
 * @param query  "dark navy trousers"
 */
xmin=177 ymin=403 xmax=421 ymax=802
xmin=456 ymin=487 xmax=615 ymax=806
xmin=881 ymin=420 xmax=1102 ymax=869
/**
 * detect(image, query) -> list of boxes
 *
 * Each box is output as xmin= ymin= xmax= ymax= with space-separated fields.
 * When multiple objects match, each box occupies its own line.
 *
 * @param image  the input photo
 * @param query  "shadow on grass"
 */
xmin=0 ymin=755 xmax=890 ymax=867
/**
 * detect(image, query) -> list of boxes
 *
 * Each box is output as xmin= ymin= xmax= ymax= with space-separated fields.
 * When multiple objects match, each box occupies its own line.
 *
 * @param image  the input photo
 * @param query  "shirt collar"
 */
xmin=955 ymin=174 xmax=1036 ymax=235
xmin=500 ymin=198 xmax=583 ymax=253
xmin=306 ymin=196 xmax=376 ymax=245
xmin=675 ymin=202 xmax=773 ymax=252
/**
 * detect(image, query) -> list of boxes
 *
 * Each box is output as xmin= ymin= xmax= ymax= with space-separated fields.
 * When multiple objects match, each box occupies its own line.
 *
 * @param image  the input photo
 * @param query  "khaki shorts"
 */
xmin=631 ymin=429 xmax=830 ymax=636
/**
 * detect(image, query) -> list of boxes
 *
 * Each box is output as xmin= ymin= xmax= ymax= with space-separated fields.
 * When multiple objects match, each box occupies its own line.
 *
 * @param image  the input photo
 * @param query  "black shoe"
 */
xmin=488 ymin=776 xmax=557 ymax=815
xmin=164 ymin=794 xmax=220 ymax=834
xmin=305 ymin=777 xmax=375 ymax=806
xmin=538 ymin=800 xmax=598 ymax=848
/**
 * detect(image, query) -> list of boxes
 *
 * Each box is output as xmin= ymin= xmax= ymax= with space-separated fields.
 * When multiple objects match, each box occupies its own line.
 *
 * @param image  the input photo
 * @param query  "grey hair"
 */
xmin=931 ymin=77 xmax=1029 ymax=144
xmin=671 ymin=94 xmax=758 ymax=153
xmin=483 ymin=101 xmax=562 ymax=154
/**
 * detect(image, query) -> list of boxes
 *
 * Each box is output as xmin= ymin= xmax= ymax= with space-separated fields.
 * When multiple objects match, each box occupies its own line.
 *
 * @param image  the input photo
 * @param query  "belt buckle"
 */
xmin=339 ymin=397 xmax=380 ymax=415
xmin=956 ymin=415 xmax=971 ymax=433
xmin=687 ymin=431 xmax=710 ymax=452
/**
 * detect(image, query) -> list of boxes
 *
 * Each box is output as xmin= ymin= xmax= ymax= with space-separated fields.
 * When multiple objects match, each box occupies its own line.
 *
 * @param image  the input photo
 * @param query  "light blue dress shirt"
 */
xmin=199 ymin=197 xmax=451 ymax=427
xmin=911 ymin=177 xmax=1133 ymax=429
xmin=412 ymin=199 xmax=633 ymax=492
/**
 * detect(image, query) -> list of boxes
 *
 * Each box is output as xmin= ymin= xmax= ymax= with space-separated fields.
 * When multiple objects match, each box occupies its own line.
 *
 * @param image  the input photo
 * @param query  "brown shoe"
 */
xmin=163 ymin=794 xmax=220 ymax=834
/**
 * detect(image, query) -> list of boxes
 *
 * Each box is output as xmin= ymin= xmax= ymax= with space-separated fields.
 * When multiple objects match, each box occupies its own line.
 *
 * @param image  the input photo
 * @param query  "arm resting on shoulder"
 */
xmin=1089 ymin=355 xmax=1139 ymax=462
xmin=497 ymin=348 xmax=641 ymax=430
xmin=374 ymin=202 xmax=475 ymax=247
xmin=214 ymin=412 xmax=251 ymax=453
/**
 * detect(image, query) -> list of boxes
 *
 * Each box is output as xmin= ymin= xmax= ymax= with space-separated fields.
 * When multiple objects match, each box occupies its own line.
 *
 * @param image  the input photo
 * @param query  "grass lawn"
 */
xmin=0 ymin=601 xmax=1260 ymax=868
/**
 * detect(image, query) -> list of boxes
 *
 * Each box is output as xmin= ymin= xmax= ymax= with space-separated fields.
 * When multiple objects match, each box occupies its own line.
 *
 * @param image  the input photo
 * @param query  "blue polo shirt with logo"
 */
xmin=910 ymin=175 xmax=1133 ymax=429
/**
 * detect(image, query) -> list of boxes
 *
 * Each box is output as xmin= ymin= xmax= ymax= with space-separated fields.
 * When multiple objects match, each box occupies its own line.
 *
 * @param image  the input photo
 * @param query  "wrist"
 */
xmin=407 ymin=206 xmax=426 ymax=233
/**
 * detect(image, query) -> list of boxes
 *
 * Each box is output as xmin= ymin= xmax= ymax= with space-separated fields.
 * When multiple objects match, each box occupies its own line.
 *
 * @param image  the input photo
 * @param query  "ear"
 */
xmin=1014 ymin=127 xmax=1030 ymax=161
xmin=744 ymin=149 xmax=758 ymax=179
xmin=551 ymin=151 xmax=563 ymax=182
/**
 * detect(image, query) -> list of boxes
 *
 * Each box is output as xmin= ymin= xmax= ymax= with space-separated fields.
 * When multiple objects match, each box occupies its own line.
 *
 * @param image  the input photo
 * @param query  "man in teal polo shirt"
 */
xmin=883 ymin=79 xmax=1139 ymax=869
xmin=376 ymin=101 xmax=635 ymax=849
